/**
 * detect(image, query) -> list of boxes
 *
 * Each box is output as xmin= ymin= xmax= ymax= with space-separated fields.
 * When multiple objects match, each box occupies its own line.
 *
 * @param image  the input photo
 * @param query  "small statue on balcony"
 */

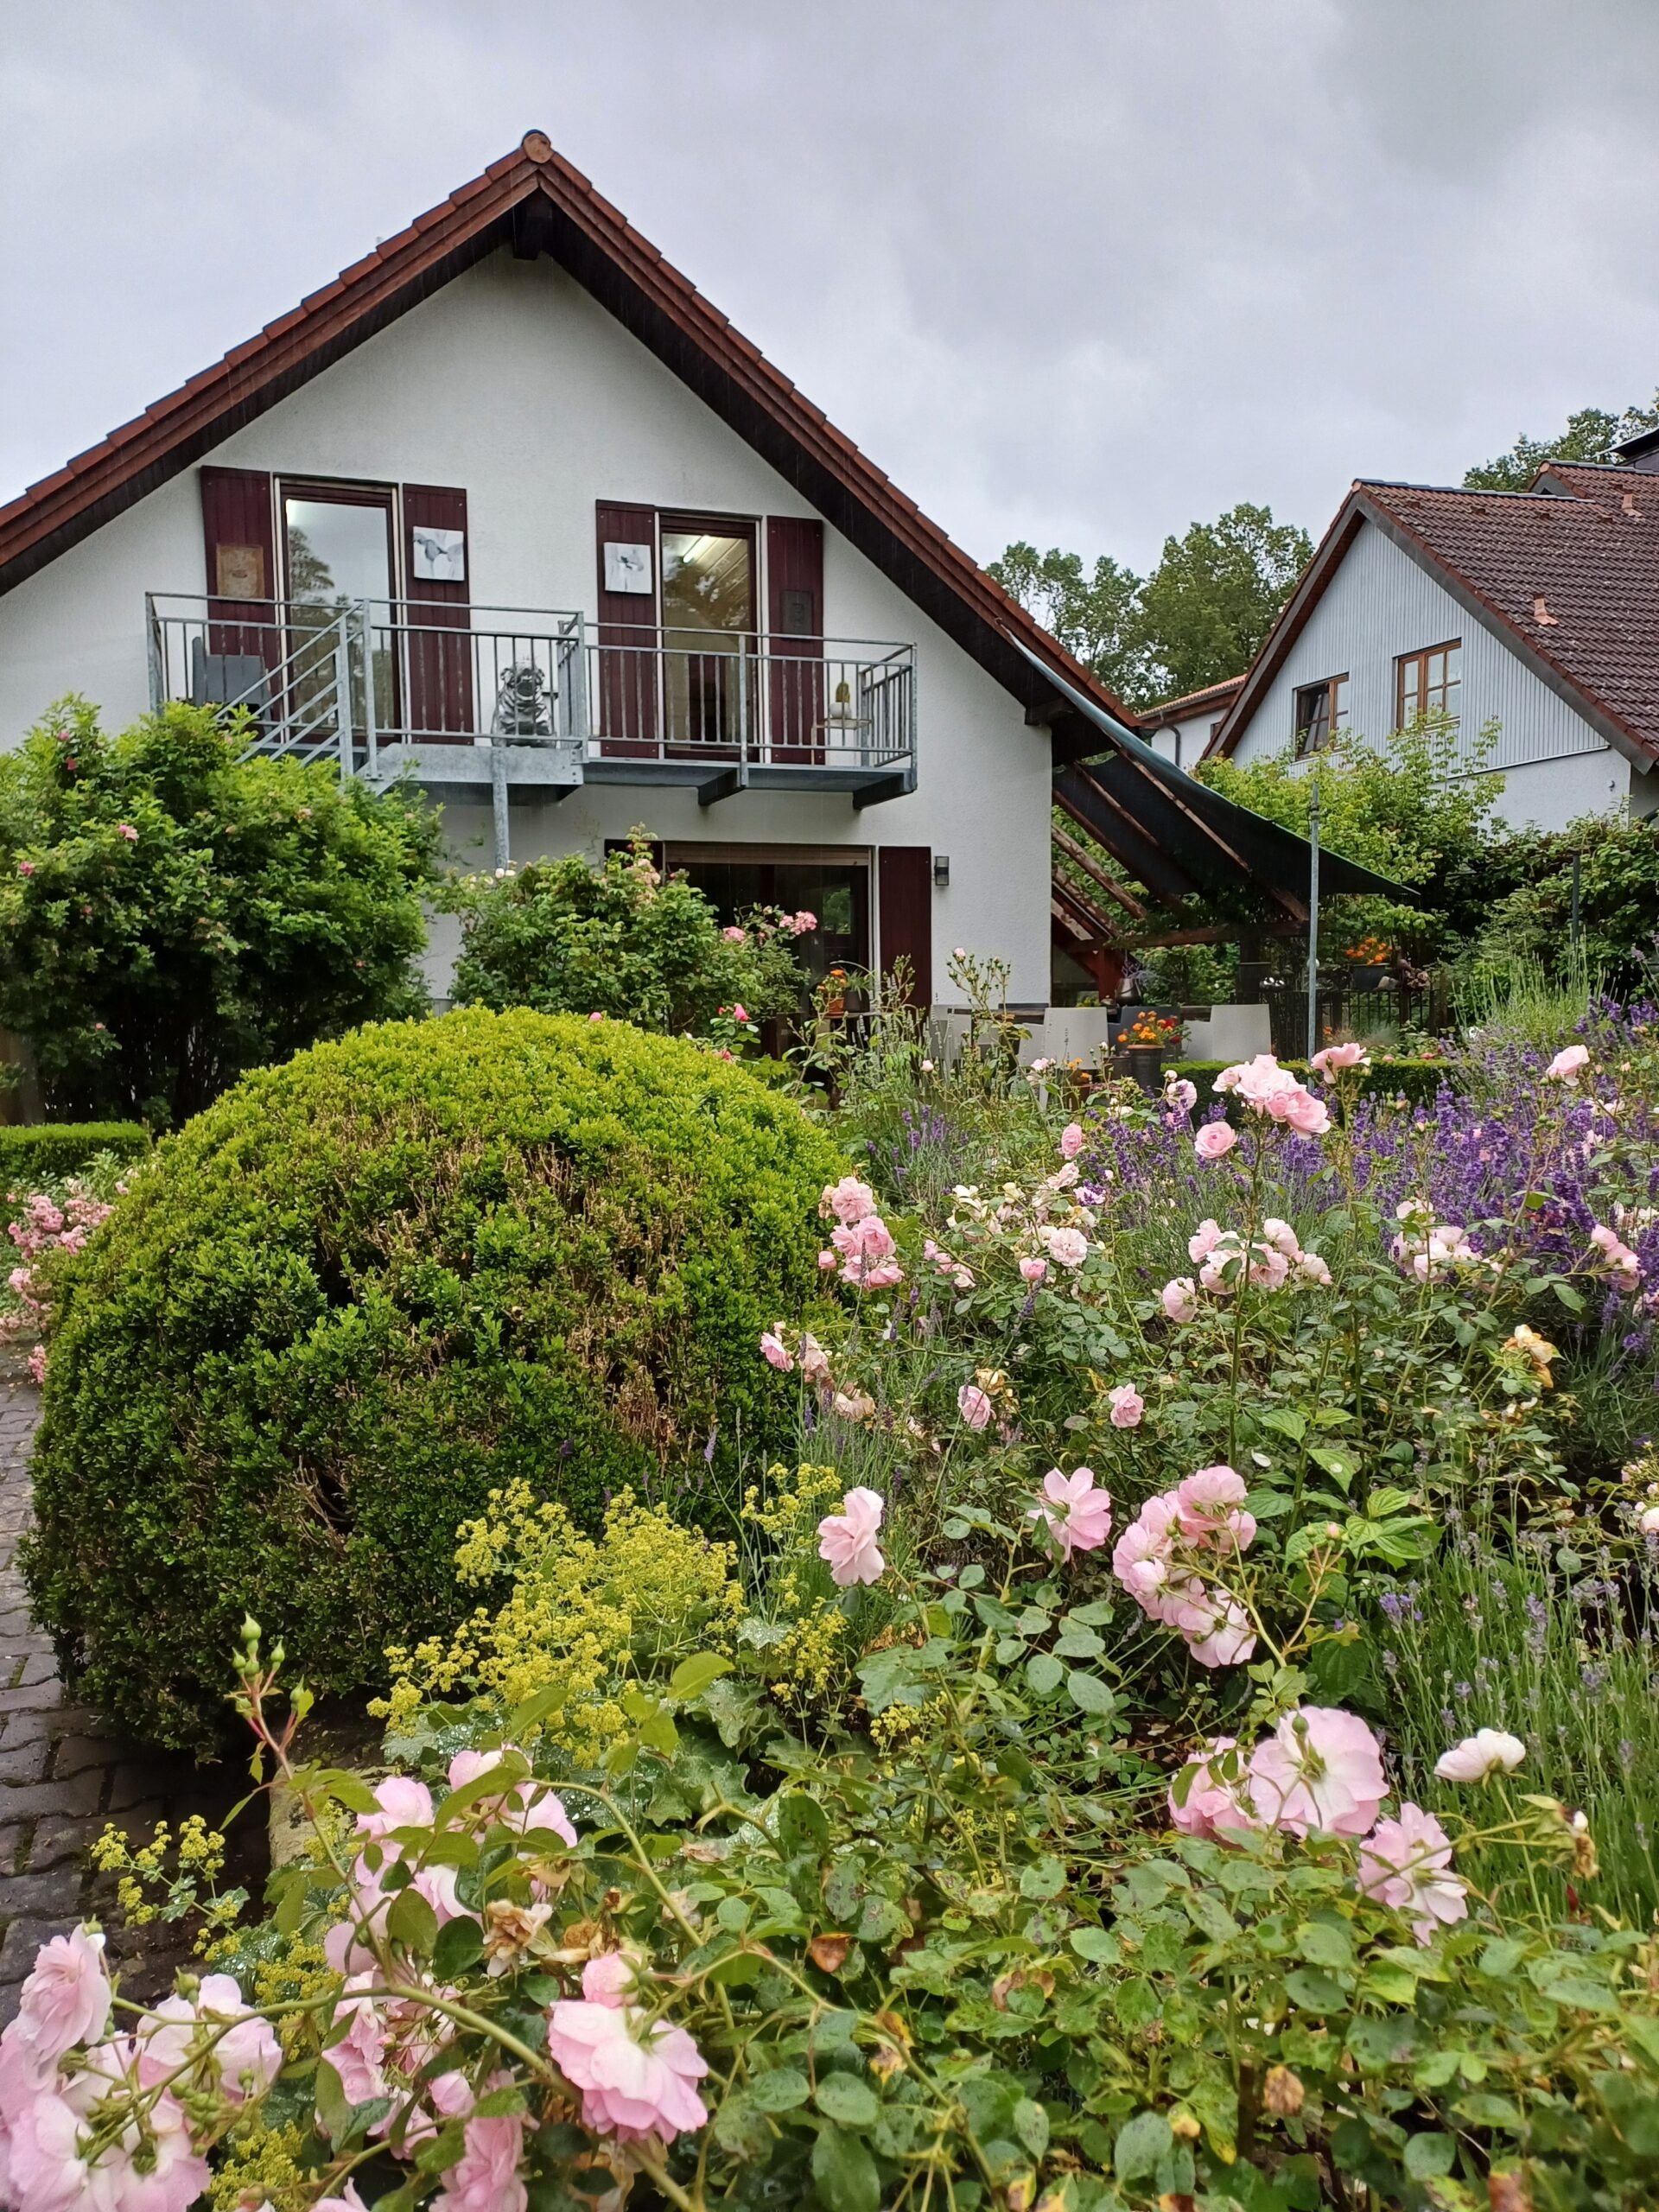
xmin=492 ymin=659 xmax=554 ymax=740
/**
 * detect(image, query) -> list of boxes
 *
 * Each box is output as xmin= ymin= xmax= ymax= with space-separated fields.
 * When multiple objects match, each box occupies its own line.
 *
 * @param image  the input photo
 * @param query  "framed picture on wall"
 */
xmin=411 ymin=525 xmax=467 ymax=583
xmin=604 ymin=541 xmax=654 ymax=594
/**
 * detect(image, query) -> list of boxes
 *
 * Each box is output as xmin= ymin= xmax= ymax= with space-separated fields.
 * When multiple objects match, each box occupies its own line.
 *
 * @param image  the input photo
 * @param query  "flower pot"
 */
xmin=1127 ymin=1047 xmax=1163 ymax=1095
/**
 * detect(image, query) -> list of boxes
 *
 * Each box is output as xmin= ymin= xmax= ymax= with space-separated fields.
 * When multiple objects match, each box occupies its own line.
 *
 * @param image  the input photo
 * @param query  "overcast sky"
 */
xmin=4 ymin=0 xmax=1657 ymax=573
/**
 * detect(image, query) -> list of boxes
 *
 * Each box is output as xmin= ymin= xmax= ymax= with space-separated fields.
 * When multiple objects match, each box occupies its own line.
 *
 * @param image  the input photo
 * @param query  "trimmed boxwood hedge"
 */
xmin=1172 ymin=1057 xmax=1453 ymax=1115
xmin=0 ymin=1123 xmax=149 ymax=1186
xmin=22 ymin=1010 xmax=844 ymax=1751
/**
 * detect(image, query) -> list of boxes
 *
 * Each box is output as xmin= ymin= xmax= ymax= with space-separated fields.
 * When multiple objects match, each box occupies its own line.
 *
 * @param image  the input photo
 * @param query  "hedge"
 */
xmin=22 ymin=1010 xmax=845 ymax=1751
xmin=0 ymin=1124 xmax=150 ymax=1188
xmin=1170 ymin=1058 xmax=1453 ymax=1114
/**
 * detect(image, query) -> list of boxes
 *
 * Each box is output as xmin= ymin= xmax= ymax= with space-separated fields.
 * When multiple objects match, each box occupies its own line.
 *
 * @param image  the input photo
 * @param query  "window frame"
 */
xmin=1395 ymin=638 xmax=1462 ymax=730
xmin=1292 ymin=672 xmax=1349 ymax=758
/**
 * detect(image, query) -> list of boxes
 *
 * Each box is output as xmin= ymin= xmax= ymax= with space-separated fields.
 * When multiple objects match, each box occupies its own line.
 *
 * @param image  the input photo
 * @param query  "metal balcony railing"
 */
xmin=144 ymin=595 xmax=916 ymax=800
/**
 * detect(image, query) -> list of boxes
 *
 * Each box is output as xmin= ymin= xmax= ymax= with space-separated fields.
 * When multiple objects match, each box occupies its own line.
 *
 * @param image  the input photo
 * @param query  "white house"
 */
xmin=1138 ymin=675 xmax=1243 ymax=772
xmin=1206 ymin=443 xmax=1659 ymax=835
xmin=0 ymin=132 xmax=1138 ymax=1011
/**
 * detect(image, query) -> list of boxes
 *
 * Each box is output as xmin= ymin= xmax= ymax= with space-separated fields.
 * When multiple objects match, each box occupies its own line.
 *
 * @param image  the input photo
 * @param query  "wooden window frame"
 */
xmin=1395 ymin=639 xmax=1462 ymax=729
xmin=1293 ymin=673 xmax=1349 ymax=758
xmin=276 ymin=477 xmax=400 ymax=607
xmin=656 ymin=512 xmax=760 ymax=637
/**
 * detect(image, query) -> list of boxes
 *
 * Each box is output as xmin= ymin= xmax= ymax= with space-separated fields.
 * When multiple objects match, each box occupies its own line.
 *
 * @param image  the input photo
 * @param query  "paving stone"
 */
xmin=0 ymin=1915 xmax=79 ymax=1982
xmin=26 ymin=1815 xmax=106 ymax=1872
xmin=0 ymin=1681 xmax=66 ymax=1716
xmin=0 ymin=1868 xmax=83 ymax=1919
xmin=0 ymin=1737 xmax=51 ymax=1786
xmin=48 ymin=1734 xmax=127 ymax=1781
xmin=0 ymin=1771 xmax=103 ymax=1821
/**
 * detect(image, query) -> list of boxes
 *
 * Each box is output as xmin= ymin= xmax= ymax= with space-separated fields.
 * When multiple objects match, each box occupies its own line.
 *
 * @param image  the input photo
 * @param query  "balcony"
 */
xmin=144 ymin=595 xmax=917 ymax=817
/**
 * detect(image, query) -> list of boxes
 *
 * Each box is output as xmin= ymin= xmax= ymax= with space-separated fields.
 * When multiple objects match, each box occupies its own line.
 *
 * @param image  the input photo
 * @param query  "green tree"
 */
xmin=0 ymin=696 xmax=438 ymax=1125
xmin=448 ymin=836 xmax=804 ymax=1036
xmin=1469 ymin=814 xmax=1659 ymax=988
xmin=1464 ymin=391 xmax=1659 ymax=492
xmin=1136 ymin=503 xmax=1313 ymax=700
xmin=986 ymin=541 xmax=1148 ymax=703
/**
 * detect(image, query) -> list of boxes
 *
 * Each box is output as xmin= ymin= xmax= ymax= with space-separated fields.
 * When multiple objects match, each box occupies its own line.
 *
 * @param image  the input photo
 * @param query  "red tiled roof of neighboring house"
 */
xmin=1209 ymin=469 xmax=1659 ymax=766
xmin=0 ymin=133 xmax=1129 ymax=741
xmin=1139 ymin=673 xmax=1245 ymax=727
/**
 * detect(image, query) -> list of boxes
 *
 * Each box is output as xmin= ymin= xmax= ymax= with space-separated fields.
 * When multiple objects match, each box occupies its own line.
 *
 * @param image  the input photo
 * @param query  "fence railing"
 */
xmin=145 ymin=596 xmax=915 ymax=783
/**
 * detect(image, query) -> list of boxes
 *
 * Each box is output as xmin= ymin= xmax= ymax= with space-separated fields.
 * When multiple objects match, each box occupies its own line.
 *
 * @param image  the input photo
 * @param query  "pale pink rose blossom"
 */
xmin=721 ymin=925 xmax=747 ymax=944
xmin=446 ymin=1749 xmax=578 ymax=1847
xmin=1193 ymin=1121 xmax=1236 ymax=1162
xmin=354 ymin=1775 xmax=434 ymax=1841
xmin=822 ymin=1175 xmax=879 ymax=1224
xmin=1165 ymin=1077 xmax=1198 ymax=1112
xmin=817 ymin=1249 xmax=836 ymax=1270
xmin=588 ymin=1011 xmax=604 ymax=1022
xmin=16 ymin=861 xmax=35 ymax=877
xmin=1111 ymin=1493 xmax=1180 ymax=1605
xmin=1058 ymin=1122 xmax=1085 ymax=1160
xmin=1042 ymin=1224 xmax=1089 ymax=1269
xmin=582 ymin=1952 xmax=637 ymax=2007
xmin=1160 ymin=1277 xmax=1198 ymax=1323
xmin=1107 ymin=1384 xmax=1143 ymax=1428
xmin=830 ymin=1213 xmax=895 ymax=1263
xmin=1031 ymin=1466 xmax=1113 ymax=1560
xmin=1636 ymin=1502 xmax=1659 ymax=1536
xmin=790 ymin=910 xmax=817 ymax=933
xmin=817 ymin=1487 xmax=886 ymax=1586
xmin=115 ymin=823 xmax=138 ymax=842
xmin=1433 ymin=1728 xmax=1525 ymax=1783
xmin=1545 ymin=1043 xmax=1590 ymax=1080
xmin=1019 ymin=1255 xmax=1047 ymax=1284
xmin=330 ymin=1975 xmax=390 ymax=2107
xmin=957 ymin=1382 xmax=993 ymax=1430
xmin=798 ymin=1335 xmax=833 ymax=1386
xmin=12 ymin=2069 xmax=207 ymax=2212
xmin=1177 ymin=1591 xmax=1257 ymax=1669
xmin=1260 ymin=1217 xmax=1300 ymax=1257
xmin=1168 ymin=1736 xmax=1256 ymax=1838
xmin=1174 ymin=1465 xmax=1256 ymax=1553
xmin=432 ymin=2111 xmax=529 ymax=2212
xmin=1247 ymin=1243 xmax=1291 ymax=1291
xmin=545 ymin=2001 xmax=709 ymax=2145
xmin=760 ymin=1331 xmax=793 ymax=1372
xmin=313 ymin=2189 xmax=372 ymax=2212
xmin=1187 ymin=1218 xmax=1225 ymax=1263
xmin=137 ymin=1973 xmax=281 ymax=2103
xmin=1310 ymin=1041 xmax=1368 ymax=1076
xmin=13 ymin=1927 xmax=111 ymax=2064
xmin=1274 ymin=1085 xmax=1331 ymax=1136
xmin=26 ymin=1345 xmax=46 ymax=1385
xmin=1589 ymin=1222 xmax=1641 ymax=1283
xmin=1297 ymin=1250 xmax=1332 ymax=1287
xmin=1357 ymin=1802 xmax=1468 ymax=1943
xmin=1248 ymin=1707 xmax=1387 ymax=1836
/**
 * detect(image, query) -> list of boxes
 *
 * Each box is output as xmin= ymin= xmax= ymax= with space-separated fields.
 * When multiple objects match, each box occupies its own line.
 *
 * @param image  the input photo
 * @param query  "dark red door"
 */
xmin=595 ymin=501 xmax=658 ymax=756
xmin=200 ymin=467 xmax=276 ymax=668
xmin=766 ymin=517 xmax=823 ymax=764
xmin=877 ymin=846 xmax=933 ymax=1007
xmin=404 ymin=485 xmax=473 ymax=740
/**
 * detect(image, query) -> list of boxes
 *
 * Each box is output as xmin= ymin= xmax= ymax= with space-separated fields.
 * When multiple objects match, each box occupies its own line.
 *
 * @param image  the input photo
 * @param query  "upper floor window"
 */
xmin=1294 ymin=673 xmax=1348 ymax=756
xmin=1397 ymin=639 xmax=1461 ymax=728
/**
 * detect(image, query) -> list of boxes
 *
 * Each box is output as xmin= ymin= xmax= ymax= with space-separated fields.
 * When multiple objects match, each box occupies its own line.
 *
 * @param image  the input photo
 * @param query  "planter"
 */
xmin=1127 ymin=1046 xmax=1164 ymax=1095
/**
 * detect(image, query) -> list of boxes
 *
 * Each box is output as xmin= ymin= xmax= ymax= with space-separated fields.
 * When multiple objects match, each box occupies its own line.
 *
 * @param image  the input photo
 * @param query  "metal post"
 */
xmin=1306 ymin=778 xmax=1321 ymax=1063
xmin=144 ymin=595 xmax=164 ymax=715
xmin=359 ymin=601 xmax=377 ymax=779
xmin=333 ymin=617 xmax=354 ymax=785
xmin=1570 ymin=849 xmax=1581 ymax=951
xmin=491 ymin=737 xmax=510 ymax=871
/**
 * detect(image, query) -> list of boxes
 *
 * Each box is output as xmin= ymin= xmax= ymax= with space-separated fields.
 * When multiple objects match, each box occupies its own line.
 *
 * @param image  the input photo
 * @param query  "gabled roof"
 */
xmin=1208 ymin=470 xmax=1659 ymax=768
xmin=1139 ymin=673 xmax=1245 ymax=730
xmin=0 ymin=131 xmax=1128 ymax=749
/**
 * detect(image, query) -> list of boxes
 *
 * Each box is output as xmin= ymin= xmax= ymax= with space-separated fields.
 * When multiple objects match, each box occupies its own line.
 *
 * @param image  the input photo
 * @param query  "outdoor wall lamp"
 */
xmin=933 ymin=854 xmax=950 ymax=888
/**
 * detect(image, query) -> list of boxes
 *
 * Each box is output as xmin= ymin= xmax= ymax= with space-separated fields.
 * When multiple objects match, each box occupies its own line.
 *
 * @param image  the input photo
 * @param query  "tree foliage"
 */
xmin=1470 ymin=813 xmax=1659 ymax=987
xmin=448 ymin=837 xmax=804 ymax=1035
xmin=992 ymin=502 xmax=1311 ymax=709
xmin=1463 ymin=390 xmax=1659 ymax=491
xmin=0 ymin=698 xmax=438 ymax=1126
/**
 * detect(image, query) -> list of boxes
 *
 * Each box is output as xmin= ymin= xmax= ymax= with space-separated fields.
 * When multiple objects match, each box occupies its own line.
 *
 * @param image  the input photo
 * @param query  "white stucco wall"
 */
xmin=1144 ymin=706 xmax=1225 ymax=771
xmin=1224 ymin=518 xmax=1637 ymax=834
xmin=0 ymin=249 xmax=1053 ymax=1000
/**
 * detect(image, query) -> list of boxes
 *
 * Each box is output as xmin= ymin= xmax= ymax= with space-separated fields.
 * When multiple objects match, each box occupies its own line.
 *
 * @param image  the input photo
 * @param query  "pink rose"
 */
xmin=1546 ymin=1044 xmax=1590 ymax=1080
xmin=1031 ymin=1466 xmax=1113 ymax=1560
xmin=13 ymin=1927 xmax=110 ymax=2064
xmin=760 ymin=1331 xmax=793 ymax=1373
xmin=1248 ymin=1707 xmax=1386 ymax=1837
xmin=1310 ymin=1041 xmax=1368 ymax=1076
xmin=732 ymin=1004 xmax=749 ymax=1023
xmin=354 ymin=1775 xmax=434 ymax=1841
xmin=1187 ymin=1217 xmax=1224 ymax=1262
xmin=1168 ymin=1737 xmax=1256 ymax=1839
xmin=957 ymin=1382 xmax=993 ymax=1430
xmin=1174 ymin=1465 xmax=1255 ymax=1553
xmin=1042 ymin=1225 xmax=1089 ymax=1269
xmin=1297 ymin=1250 xmax=1332 ymax=1287
xmin=588 ymin=1011 xmax=605 ymax=1022
xmin=1107 ymin=1383 xmax=1143 ymax=1429
xmin=721 ymin=926 xmax=747 ymax=944
xmin=1111 ymin=1493 xmax=1179 ymax=1605
xmin=1193 ymin=1121 xmax=1236 ymax=1162
xmin=1019 ymin=1256 xmax=1047 ymax=1284
xmin=16 ymin=861 xmax=35 ymax=877
xmin=115 ymin=823 xmax=138 ymax=842
xmin=1433 ymin=1728 xmax=1525 ymax=1783
xmin=1165 ymin=1077 xmax=1198 ymax=1113
xmin=817 ymin=1487 xmax=886 ymax=1586
xmin=330 ymin=1975 xmax=390 ymax=2107
xmin=545 ymin=2001 xmax=709 ymax=2145
xmin=790 ymin=911 xmax=817 ymax=933
xmin=582 ymin=1952 xmax=637 ymax=2008
xmin=822 ymin=1175 xmax=879 ymax=1225
xmin=432 ymin=2112 xmax=529 ymax=2212
xmin=1357 ymin=1802 xmax=1467 ymax=1944
xmin=1275 ymin=1085 xmax=1331 ymax=1136
xmin=1160 ymin=1277 xmax=1198 ymax=1323
xmin=1176 ymin=1589 xmax=1257 ymax=1668
xmin=1058 ymin=1122 xmax=1085 ymax=1160
xmin=137 ymin=1973 xmax=281 ymax=2104
xmin=817 ymin=1249 xmax=836 ymax=1270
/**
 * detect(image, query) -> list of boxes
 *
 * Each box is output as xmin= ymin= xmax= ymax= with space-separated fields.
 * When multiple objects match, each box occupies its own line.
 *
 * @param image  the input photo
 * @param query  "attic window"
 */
xmin=1396 ymin=639 xmax=1461 ymax=730
xmin=1294 ymin=674 xmax=1348 ymax=757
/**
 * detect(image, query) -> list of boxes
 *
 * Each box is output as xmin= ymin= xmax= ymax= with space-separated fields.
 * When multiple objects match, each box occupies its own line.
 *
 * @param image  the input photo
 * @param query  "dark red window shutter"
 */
xmin=877 ymin=846 xmax=932 ymax=1007
xmin=200 ymin=467 xmax=275 ymax=665
xmin=766 ymin=516 xmax=823 ymax=760
xmin=404 ymin=485 xmax=474 ymax=739
xmin=594 ymin=501 xmax=658 ymax=756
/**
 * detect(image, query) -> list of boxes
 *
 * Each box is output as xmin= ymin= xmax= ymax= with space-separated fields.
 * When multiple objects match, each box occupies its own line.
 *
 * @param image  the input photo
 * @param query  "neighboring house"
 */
xmin=1139 ymin=675 xmax=1244 ymax=770
xmin=1206 ymin=432 xmax=1659 ymax=834
xmin=0 ymin=132 xmax=1137 ymax=1011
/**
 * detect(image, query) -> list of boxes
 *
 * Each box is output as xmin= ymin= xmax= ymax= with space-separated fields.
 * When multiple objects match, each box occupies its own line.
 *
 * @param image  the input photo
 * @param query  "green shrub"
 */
xmin=22 ymin=1008 xmax=845 ymax=1751
xmin=0 ymin=1122 xmax=149 ymax=1187
xmin=1172 ymin=1054 xmax=1452 ymax=1113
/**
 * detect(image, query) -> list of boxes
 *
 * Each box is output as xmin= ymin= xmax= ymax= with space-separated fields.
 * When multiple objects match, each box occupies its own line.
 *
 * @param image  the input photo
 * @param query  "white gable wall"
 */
xmin=1225 ymin=518 xmax=1637 ymax=833
xmin=0 ymin=249 xmax=1052 ymax=999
